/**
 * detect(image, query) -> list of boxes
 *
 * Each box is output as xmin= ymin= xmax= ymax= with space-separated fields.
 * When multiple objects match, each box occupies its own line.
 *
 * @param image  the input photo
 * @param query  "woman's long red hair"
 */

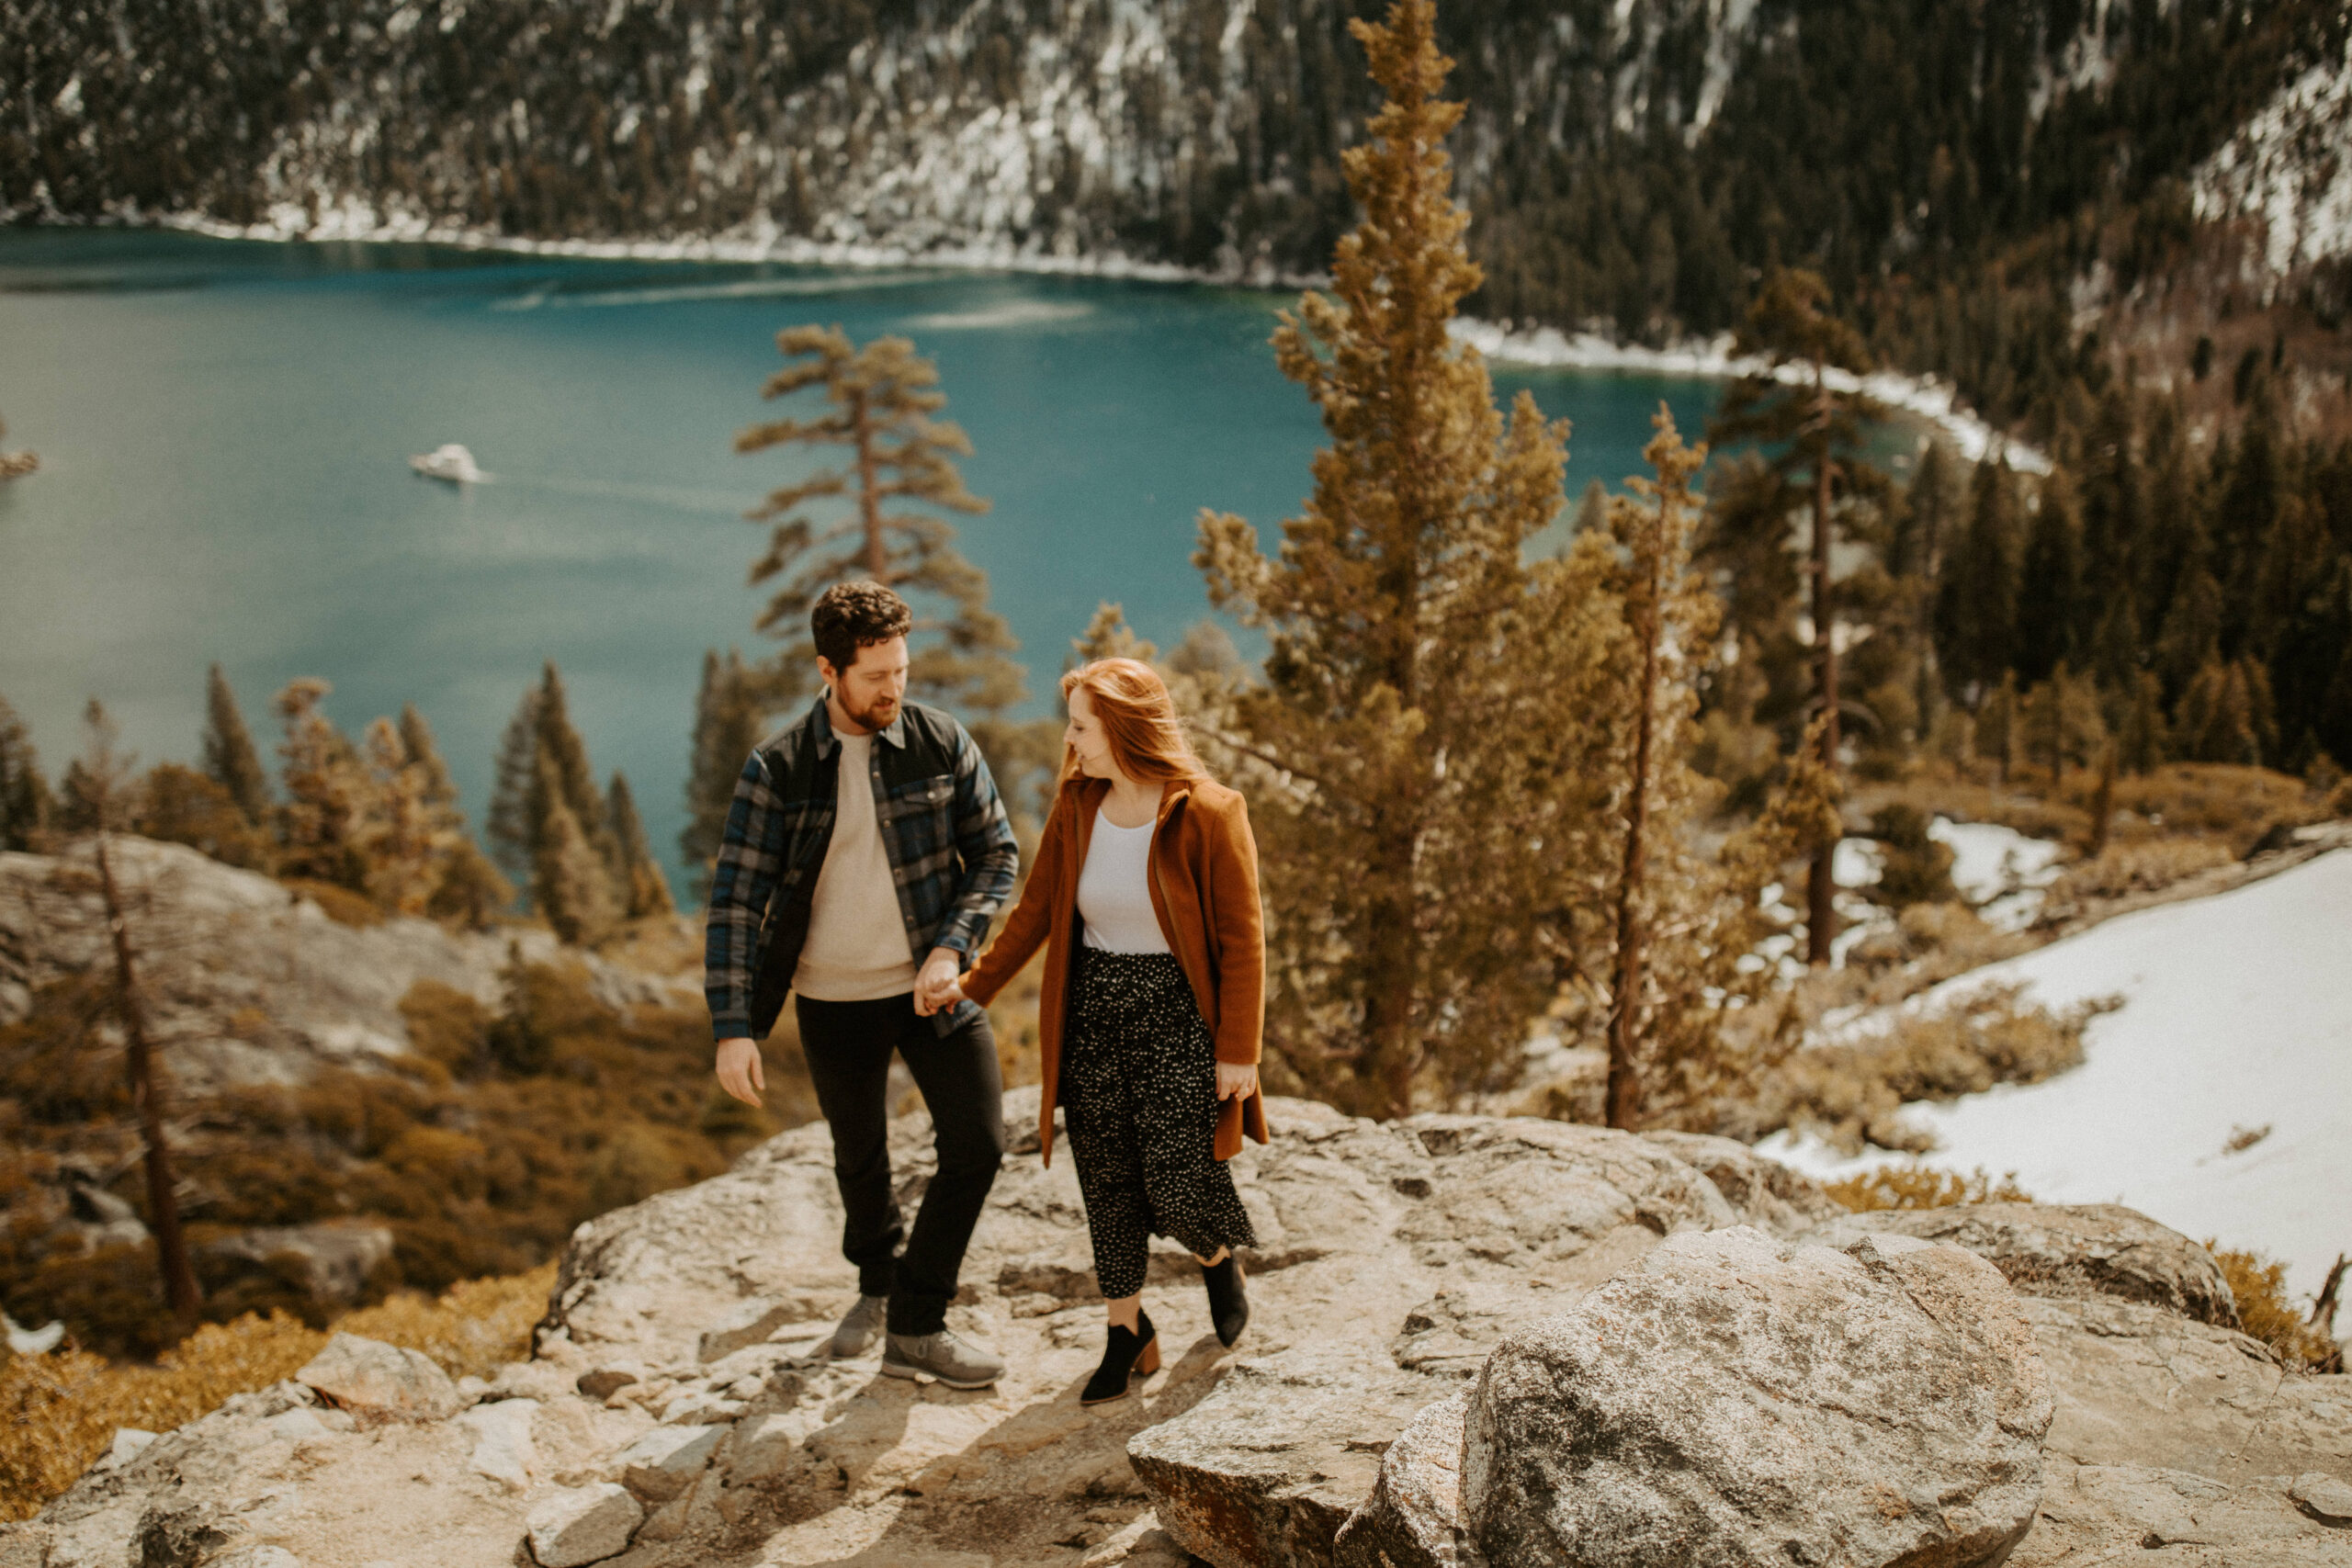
xmin=1060 ymin=659 xmax=1210 ymax=787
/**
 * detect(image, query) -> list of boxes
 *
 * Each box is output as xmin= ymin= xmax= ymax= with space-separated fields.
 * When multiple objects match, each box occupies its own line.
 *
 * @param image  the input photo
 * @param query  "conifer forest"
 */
xmin=3 ymin=0 xmax=2349 ymax=1411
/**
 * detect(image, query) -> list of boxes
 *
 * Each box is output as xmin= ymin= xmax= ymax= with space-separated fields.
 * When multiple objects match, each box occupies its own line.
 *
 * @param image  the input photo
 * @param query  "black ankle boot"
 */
xmin=1203 ymin=1253 xmax=1249 ymax=1348
xmin=1081 ymin=1309 xmax=1159 ymax=1405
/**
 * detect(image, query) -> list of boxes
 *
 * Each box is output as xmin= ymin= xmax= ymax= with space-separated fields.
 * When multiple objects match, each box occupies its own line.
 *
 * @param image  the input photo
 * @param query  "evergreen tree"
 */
xmin=358 ymin=716 xmax=445 ymax=915
xmin=605 ymin=770 xmax=675 ymax=919
xmin=2014 ymin=472 xmax=2086 ymax=685
xmin=1934 ymin=457 xmax=2022 ymax=701
xmin=1708 ymin=266 xmax=1886 ymax=965
xmin=490 ymin=661 xmax=629 ymax=928
xmin=735 ymin=324 xmax=1023 ymax=719
xmin=200 ymin=663 xmax=270 ymax=826
xmin=486 ymin=682 xmax=543 ymax=890
xmin=1193 ymin=0 xmax=1613 ymax=1116
xmin=682 ymin=647 xmax=785 ymax=902
xmin=2118 ymin=671 xmax=2169 ymax=773
xmin=271 ymin=679 xmax=373 ymax=890
xmin=0 ymin=693 xmax=51 ymax=852
xmin=1071 ymin=603 xmax=1159 ymax=666
xmin=1596 ymin=412 xmax=1826 ymax=1129
xmin=531 ymin=752 xmax=621 ymax=946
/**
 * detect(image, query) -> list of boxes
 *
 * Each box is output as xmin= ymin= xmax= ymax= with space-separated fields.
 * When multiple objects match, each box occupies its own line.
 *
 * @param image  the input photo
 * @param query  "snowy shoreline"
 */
xmin=1448 ymin=319 xmax=2051 ymax=473
xmin=86 ymin=208 xmax=2041 ymax=472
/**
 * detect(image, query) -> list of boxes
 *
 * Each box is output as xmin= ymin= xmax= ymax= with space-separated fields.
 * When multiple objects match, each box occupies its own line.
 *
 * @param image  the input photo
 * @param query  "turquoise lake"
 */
xmin=0 ymin=230 xmax=1725 ymax=897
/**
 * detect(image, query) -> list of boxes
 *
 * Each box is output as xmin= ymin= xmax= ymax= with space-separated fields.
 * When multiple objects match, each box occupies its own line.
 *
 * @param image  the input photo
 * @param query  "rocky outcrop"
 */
xmin=0 ymin=836 xmax=692 ymax=1096
xmin=1815 ymin=1201 xmax=2241 ymax=1328
xmin=1464 ymin=1228 xmax=2051 ymax=1568
xmin=6 ymin=1091 xmax=2347 ymax=1568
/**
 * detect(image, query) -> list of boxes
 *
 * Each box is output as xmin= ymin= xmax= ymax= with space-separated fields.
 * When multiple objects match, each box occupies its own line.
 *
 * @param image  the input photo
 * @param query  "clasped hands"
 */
xmin=912 ymin=946 xmax=965 ymax=1016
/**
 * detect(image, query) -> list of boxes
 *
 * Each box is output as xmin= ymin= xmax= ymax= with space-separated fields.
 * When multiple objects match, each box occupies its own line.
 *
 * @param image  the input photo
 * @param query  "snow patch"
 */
xmin=2192 ymin=34 xmax=2352 ymax=276
xmin=1764 ymin=847 xmax=2352 ymax=1303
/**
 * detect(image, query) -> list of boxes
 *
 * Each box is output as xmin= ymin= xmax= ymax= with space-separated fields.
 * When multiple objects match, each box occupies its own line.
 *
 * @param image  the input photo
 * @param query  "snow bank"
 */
xmin=1765 ymin=847 xmax=2352 ymax=1303
xmin=1447 ymin=319 xmax=2051 ymax=474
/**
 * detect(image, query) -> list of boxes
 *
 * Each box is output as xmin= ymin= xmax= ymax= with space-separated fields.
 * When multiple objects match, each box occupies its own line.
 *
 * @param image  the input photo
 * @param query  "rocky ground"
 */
xmin=0 ymin=837 xmax=696 ymax=1096
xmin=6 ymin=1091 xmax=2349 ymax=1567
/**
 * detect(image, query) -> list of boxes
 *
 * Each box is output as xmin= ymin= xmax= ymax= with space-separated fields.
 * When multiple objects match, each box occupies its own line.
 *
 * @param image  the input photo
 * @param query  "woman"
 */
xmin=941 ymin=657 xmax=1271 ymax=1404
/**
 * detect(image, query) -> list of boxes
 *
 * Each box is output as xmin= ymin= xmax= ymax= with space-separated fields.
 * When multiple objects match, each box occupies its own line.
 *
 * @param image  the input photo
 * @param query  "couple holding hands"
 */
xmin=707 ymin=581 xmax=1269 ymax=1404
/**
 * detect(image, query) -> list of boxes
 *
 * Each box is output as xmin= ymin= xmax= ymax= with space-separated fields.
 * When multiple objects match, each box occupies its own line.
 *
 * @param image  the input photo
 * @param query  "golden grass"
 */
xmin=2044 ymin=837 xmax=2235 ymax=905
xmin=2206 ymin=1244 xmax=2345 ymax=1372
xmin=1822 ymin=1165 xmax=2034 ymax=1212
xmin=0 ymin=1261 xmax=554 ymax=1522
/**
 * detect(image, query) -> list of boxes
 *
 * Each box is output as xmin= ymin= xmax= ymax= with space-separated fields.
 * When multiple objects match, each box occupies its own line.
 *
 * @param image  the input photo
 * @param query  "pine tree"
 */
xmin=1707 ymin=267 xmax=1887 ymax=965
xmin=272 ymin=679 xmax=374 ymax=890
xmin=2118 ymin=671 xmax=2169 ymax=773
xmin=531 ymin=751 xmax=621 ymax=946
xmin=201 ymin=664 xmax=270 ymax=826
xmin=485 ymin=683 xmax=543 ymax=889
xmin=734 ymin=325 xmax=1023 ymax=719
xmin=1193 ymin=0 xmax=1612 ymax=1116
xmin=2015 ymin=473 xmax=2086 ymax=685
xmin=358 ymin=716 xmax=444 ymax=915
xmin=1071 ymin=603 xmax=1159 ymax=665
xmin=491 ymin=662 xmax=628 ymax=926
xmin=1934 ymin=457 xmax=2022 ymax=701
xmin=0 ymin=693 xmax=51 ymax=852
xmin=682 ymin=647 xmax=785 ymax=902
xmin=605 ymin=770 xmax=674 ymax=918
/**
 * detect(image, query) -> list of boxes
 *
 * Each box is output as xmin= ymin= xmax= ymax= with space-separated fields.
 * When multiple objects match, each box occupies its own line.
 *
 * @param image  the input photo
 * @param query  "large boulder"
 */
xmin=1461 ymin=1227 xmax=2052 ymax=1568
xmin=1814 ymin=1202 xmax=2241 ymax=1327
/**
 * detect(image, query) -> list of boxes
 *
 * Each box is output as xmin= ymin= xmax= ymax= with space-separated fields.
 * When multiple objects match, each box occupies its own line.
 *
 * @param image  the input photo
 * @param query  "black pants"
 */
xmin=1061 ymin=949 xmax=1257 ymax=1301
xmin=794 ymin=993 xmax=1004 ymax=1336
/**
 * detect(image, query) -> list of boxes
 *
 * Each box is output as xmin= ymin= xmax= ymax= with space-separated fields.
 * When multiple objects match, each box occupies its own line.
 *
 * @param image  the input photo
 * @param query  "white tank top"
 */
xmin=1077 ymin=807 xmax=1172 ymax=953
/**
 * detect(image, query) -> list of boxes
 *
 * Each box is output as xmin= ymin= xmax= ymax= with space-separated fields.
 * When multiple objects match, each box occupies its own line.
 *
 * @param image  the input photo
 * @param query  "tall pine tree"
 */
xmin=201 ymin=664 xmax=270 ymax=827
xmin=1707 ymin=267 xmax=1885 ymax=964
xmin=735 ymin=325 xmax=1023 ymax=720
xmin=1194 ymin=0 xmax=1613 ymax=1116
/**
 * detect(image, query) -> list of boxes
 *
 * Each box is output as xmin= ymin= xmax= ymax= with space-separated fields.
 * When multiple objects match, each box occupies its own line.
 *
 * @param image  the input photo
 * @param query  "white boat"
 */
xmin=409 ymin=443 xmax=489 ymax=483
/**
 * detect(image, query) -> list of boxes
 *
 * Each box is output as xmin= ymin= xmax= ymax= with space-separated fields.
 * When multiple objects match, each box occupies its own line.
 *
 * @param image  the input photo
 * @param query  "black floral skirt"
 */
xmin=1060 ymin=947 xmax=1258 ymax=1300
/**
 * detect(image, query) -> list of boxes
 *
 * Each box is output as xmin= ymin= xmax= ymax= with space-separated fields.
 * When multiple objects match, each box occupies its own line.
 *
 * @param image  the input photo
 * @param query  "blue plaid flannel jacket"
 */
xmin=704 ymin=697 xmax=1019 ymax=1042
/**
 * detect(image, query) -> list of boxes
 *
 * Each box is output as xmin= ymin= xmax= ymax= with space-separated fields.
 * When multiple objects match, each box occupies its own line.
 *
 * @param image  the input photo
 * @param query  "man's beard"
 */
xmin=838 ymin=687 xmax=899 ymax=731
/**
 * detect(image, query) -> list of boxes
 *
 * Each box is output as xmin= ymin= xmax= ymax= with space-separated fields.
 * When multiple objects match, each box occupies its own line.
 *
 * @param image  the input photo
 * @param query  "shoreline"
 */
xmin=58 ymin=209 xmax=2042 ymax=471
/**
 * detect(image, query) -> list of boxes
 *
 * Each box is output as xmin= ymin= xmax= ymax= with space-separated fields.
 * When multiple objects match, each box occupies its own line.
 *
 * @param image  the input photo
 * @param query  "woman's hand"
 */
xmin=1216 ymin=1061 xmax=1259 ymax=1101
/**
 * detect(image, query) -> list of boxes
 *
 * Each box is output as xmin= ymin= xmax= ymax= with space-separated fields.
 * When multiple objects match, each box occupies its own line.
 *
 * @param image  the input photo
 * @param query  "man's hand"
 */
xmin=1216 ymin=1062 xmax=1259 ymax=1101
xmin=912 ymin=946 xmax=964 ymax=1017
xmin=716 ymin=1037 xmax=765 ymax=1106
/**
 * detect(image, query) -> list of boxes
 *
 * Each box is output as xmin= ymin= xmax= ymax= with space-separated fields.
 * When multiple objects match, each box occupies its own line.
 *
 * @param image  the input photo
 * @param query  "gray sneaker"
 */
xmin=827 ymin=1294 xmax=888 ymax=1359
xmin=879 ymin=1327 xmax=1004 ymax=1390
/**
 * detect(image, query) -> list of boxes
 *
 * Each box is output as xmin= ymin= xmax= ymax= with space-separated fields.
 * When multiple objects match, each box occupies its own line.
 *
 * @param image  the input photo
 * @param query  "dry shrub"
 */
xmin=2206 ymin=1244 xmax=2345 ymax=1372
xmin=0 ymin=1259 xmax=551 ymax=1521
xmin=1726 ymin=983 xmax=2119 ymax=1155
xmin=2101 ymin=763 xmax=2316 ymax=851
xmin=2045 ymin=838 xmax=2234 ymax=904
xmin=276 ymin=877 xmax=385 ymax=928
xmin=1823 ymin=1165 xmax=2033 ymax=1212
xmin=6 ymin=961 xmax=816 ymax=1361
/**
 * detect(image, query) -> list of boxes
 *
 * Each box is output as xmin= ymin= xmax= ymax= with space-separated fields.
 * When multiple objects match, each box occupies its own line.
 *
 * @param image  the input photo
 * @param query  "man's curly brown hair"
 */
xmin=811 ymin=581 xmax=913 ymax=671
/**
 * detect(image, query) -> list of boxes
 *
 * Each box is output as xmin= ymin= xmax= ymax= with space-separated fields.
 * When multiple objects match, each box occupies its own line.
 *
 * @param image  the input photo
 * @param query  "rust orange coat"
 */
xmin=960 ymin=773 xmax=1272 ymax=1167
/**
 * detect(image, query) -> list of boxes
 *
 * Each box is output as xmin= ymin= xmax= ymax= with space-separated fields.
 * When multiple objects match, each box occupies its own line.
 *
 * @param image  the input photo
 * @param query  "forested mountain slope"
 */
xmin=5 ymin=1 xmax=2349 ymax=426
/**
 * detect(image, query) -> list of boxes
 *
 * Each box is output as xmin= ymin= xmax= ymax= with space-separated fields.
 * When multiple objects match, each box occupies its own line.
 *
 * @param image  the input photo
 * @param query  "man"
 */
xmin=707 ymin=581 xmax=1018 ymax=1388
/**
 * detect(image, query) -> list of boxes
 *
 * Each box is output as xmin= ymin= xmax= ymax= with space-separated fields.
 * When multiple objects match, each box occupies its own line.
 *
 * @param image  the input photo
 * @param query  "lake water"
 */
xmin=0 ymin=230 xmax=1724 ymax=897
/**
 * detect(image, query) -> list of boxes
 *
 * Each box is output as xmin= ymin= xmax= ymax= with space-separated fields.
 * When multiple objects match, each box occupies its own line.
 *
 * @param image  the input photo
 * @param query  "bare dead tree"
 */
xmin=73 ymin=700 xmax=203 ymax=1325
